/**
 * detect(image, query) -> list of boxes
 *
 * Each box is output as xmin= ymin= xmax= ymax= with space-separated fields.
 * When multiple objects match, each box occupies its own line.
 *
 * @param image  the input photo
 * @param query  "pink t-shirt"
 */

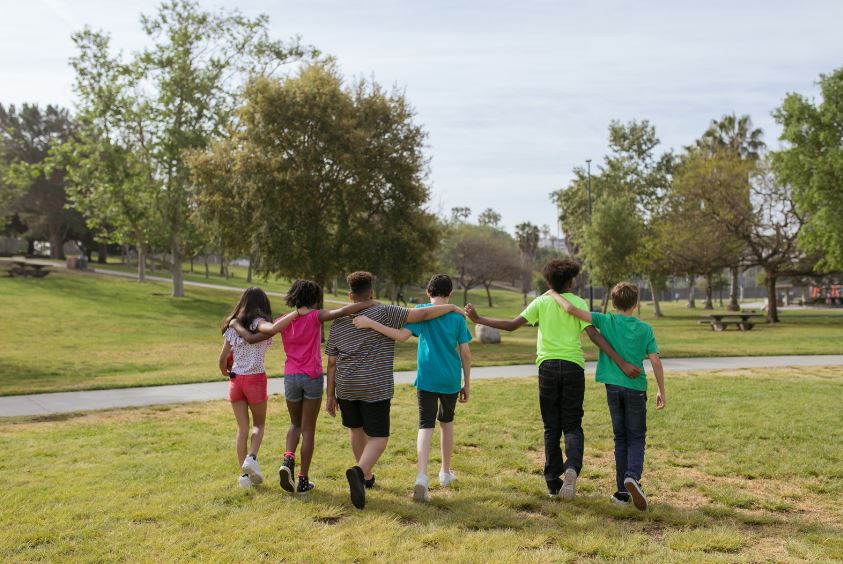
xmin=281 ymin=310 xmax=323 ymax=377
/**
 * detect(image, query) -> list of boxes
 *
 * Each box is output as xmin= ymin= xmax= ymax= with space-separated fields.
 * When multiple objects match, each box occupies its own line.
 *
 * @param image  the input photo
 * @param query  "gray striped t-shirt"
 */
xmin=326 ymin=304 xmax=409 ymax=402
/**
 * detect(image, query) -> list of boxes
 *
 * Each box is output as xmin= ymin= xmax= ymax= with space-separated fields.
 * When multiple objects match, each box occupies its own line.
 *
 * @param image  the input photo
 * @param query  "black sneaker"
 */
xmin=610 ymin=491 xmax=631 ymax=506
xmin=547 ymin=478 xmax=563 ymax=498
xmin=346 ymin=466 xmax=366 ymax=509
xmin=279 ymin=455 xmax=296 ymax=493
xmin=624 ymin=477 xmax=648 ymax=511
xmin=364 ymin=474 xmax=376 ymax=489
xmin=296 ymin=476 xmax=315 ymax=494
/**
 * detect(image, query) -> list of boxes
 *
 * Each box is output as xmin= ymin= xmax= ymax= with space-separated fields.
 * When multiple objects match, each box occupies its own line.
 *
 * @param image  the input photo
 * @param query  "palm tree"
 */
xmin=699 ymin=114 xmax=765 ymax=310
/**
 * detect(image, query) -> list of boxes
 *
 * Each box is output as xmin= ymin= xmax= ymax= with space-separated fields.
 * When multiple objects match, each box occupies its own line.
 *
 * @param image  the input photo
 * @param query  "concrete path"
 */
xmin=2 ymin=355 xmax=841 ymax=418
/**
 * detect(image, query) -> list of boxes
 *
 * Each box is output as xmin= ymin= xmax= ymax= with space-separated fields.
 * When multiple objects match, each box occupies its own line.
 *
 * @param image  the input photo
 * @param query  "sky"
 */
xmin=1 ymin=0 xmax=841 ymax=233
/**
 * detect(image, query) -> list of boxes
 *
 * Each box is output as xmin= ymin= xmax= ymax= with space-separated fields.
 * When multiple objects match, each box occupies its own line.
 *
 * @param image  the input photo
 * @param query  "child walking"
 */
xmin=232 ymin=280 xmax=374 ymax=494
xmin=219 ymin=287 xmax=277 ymax=488
xmin=548 ymin=282 xmax=666 ymax=511
xmin=353 ymin=274 xmax=472 ymax=502
xmin=466 ymin=258 xmax=640 ymax=500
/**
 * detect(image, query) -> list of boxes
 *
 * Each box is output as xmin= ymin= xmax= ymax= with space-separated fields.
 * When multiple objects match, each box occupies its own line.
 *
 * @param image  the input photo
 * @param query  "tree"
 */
xmin=447 ymin=224 xmax=521 ymax=306
xmin=696 ymin=113 xmax=763 ymax=309
xmin=0 ymin=104 xmax=87 ymax=259
xmin=191 ymin=63 xmax=437 ymax=294
xmin=477 ymin=207 xmax=502 ymax=228
xmin=515 ymin=222 xmax=540 ymax=305
xmin=69 ymin=1 xmax=308 ymax=296
xmin=772 ymin=67 xmax=843 ymax=273
xmin=450 ymin=206 xmax=471 ymax=224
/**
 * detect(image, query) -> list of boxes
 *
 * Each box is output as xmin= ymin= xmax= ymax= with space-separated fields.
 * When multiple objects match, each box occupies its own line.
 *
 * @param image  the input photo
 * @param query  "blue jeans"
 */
xmin=605 ymin=384 xmax=647 ymax=492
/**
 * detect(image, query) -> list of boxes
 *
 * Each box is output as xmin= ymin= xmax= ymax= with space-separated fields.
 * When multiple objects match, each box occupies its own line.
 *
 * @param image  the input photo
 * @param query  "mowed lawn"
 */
xmin=2 ymin=271 xmax=843 ymax=395
xmin=2 ymin=368 xmax=842 ymax=562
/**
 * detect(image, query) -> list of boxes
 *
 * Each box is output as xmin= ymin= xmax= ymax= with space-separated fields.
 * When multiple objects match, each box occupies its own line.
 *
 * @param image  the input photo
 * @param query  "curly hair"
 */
xmin=346 ymin=271 xmax=374 ymax=297
xmin=426 ymin=274 xmax=453 ymax=298
xmin=286 ymin=279 xmax=323 ymax=309
xmin=542 ymin=258 xmax=581 ymax=293
xmin=611 ymin=282 xmax=639 ymax=311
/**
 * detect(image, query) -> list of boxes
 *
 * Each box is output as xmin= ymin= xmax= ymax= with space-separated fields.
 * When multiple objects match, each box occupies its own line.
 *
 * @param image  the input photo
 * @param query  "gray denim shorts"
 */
xmin=284 ymin=373 xmax=324 ymax=401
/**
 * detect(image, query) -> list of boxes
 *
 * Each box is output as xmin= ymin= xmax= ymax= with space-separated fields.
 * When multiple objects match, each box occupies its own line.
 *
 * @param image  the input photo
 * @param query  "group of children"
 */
xmin=218 ymin=258 xmax=666 ymax=511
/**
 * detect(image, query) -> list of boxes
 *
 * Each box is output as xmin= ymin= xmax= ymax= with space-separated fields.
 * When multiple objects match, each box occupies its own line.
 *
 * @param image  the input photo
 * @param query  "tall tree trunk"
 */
xmin=121 ymin=244 xmax=128 ymax=265
xmin=766 ymin=271 xmax=779 ymax=323
xmin=97 ymin=242 xmax=107 ymax=264
xmin=601 ymin=288 xmax=610 ymax=313
xmin=170 ymin=238 xmax=184 ymax=298
xmin=704 ymin=273 xmax=714 ymax=310
xmin=484 ymin=283 xmax=494 ymax=307
xmin=137 ymin=243 xmax=147 ymax=283
xmin=246 ymin=254 xmax=253 ymax=284
xmin=189 ymin=256 xmax=194 ymax=274
xmin=686 ymin=275 xmax=696 ymax=308
xmin=218 ymin=253 xmax=225 ymax=277
xmin=649 ymin=276 xmax=663 ymax=318
xmin=203 ymin=255 xmax=209 ymax=279
xmin=49 ymin=227 xmax=65 ymax=260
xmin=727 ymin=267 xmax=740 ymax=311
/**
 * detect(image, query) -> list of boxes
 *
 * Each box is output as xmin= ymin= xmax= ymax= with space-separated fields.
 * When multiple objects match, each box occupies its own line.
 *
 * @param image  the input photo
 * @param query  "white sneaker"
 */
xmin=560 ymin=468 xmax=577 ymax=501
xmin=241 ymin=456 xmax=264 ymax=485
xmin=238 ymin=475 xmax=252 ymax=488
xmin=413 ymin=475 xmax=429 ymax=502
xmin=438 ymin=470 xmax=456 ymax=487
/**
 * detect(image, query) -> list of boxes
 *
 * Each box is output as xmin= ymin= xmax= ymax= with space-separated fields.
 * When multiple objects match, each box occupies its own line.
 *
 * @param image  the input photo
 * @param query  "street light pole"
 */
xmin=586 ymin=158 xmax=594 ymax=312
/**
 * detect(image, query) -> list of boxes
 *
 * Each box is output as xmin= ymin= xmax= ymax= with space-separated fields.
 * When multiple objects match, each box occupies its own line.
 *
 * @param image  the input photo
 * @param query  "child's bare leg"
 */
xmin=349 ymin=427 xmax=367 ymax=463
xmin=440 ymin=421 xmax=454 ymax=474
xmin=248 ymin=401 xmax=267 ymax=456
xmin=299 ymin=398 xmax=321 ymax=476
xmin=232 ymin=401 xmax=250 ymax=466
xmin=417 ymin=428 xmax=434 ymax=476
xmin=285 ymin=399 xmax=303 ymax=455
xmin=358 ymin=436 xmax=388 ymax=480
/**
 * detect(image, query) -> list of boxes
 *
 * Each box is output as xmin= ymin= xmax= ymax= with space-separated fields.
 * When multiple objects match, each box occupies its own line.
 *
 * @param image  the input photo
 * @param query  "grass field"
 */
xmin=2 ymin=367 xmax=842 ymax=562
xmin=1 ymin=270 xmax=842 ymax=395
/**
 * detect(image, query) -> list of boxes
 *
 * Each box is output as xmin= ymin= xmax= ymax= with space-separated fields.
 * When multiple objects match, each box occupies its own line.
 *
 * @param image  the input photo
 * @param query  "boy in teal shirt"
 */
xmin=466 ymin=258 xmax=640 ymax=501
xmin=354 ymin=274 xmax=472 ymax=502
xmin=549 ymin=282 xmax=666 ymax=511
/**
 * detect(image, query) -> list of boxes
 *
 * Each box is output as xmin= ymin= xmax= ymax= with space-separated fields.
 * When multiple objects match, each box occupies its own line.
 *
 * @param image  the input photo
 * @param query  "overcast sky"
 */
xmin=2 ymin=0 xmax=841 ymax=232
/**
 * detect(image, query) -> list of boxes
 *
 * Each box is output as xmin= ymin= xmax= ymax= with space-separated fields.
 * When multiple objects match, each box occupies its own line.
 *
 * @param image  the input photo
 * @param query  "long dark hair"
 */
xmin=221 ymin=287 xmax=273 ymax=334
xmin=286 ymin=279 xmax=323 ymax=309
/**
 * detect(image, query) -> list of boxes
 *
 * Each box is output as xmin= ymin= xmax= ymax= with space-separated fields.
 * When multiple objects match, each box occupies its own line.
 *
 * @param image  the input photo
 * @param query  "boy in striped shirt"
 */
xmin=325 ymin=271 xmax=463 ymax=509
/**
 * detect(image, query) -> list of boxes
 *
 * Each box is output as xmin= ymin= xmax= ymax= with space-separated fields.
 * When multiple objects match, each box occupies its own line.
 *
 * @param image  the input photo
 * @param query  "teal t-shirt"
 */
xmin=591 ymin=312 xmax=659 ymax=391
xmin=405 ymin=303 xmax=473 ymax=394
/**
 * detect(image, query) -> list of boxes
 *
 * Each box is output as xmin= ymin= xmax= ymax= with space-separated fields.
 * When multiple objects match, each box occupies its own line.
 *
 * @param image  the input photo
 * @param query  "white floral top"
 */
xmin=224 ymin=317 xmax=272 ymax=375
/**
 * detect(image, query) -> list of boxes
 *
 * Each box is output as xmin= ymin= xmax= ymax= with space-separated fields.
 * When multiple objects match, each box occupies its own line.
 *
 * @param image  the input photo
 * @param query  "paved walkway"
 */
xmin=2 ymin=355 xmax=841 ymax=418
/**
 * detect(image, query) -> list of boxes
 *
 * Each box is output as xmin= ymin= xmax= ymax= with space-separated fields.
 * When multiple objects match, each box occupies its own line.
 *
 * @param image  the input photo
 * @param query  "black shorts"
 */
xmin=417 ymin=389 xmax=459 ymax=429
xmin=337 ymin=398 xmax=391 ymax=438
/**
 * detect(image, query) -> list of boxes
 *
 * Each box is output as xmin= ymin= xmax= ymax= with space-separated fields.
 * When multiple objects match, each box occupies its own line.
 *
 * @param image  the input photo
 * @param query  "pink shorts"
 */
xmin=229 ymin=372 xmax=268 ymax=404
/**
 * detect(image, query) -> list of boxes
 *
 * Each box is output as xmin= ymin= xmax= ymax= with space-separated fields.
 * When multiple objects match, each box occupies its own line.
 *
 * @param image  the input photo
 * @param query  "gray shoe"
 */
xmin=624 ymin=477 xmax=648 ymax=511
xmin=560 ymin=468 xmax=577 ymax=501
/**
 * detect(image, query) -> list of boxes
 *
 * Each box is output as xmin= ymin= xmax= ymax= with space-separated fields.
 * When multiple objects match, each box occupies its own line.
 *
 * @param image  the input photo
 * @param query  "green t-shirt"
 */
xmin=591 ymin=312 xmax=659 ymax=391
xmin=520 ymin=294 xmax=591 ymax=368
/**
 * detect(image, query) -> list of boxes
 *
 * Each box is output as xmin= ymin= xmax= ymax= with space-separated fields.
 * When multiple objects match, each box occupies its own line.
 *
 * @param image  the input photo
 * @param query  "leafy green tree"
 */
xmin=515 ymin=222 xmax=540 ymax=305
xmin=477 ymin=208 xmax=502 ymax=228
xmin=68 ymin=1 xmax=308 ymax=296
xmin=447 ymin=223 xmax=520 ymax=306
xmin=772 ymin=67 xmax=843 ymax=273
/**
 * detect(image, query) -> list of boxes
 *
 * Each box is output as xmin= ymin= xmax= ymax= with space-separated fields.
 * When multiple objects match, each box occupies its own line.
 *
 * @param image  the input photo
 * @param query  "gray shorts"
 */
xmin=284 ymin=373 xmax=324 ymax=401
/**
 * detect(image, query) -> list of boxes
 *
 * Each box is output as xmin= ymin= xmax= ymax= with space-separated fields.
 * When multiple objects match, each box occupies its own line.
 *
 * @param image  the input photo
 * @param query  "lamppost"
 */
xmin=586 ymin=158 xmax=594 ymax=312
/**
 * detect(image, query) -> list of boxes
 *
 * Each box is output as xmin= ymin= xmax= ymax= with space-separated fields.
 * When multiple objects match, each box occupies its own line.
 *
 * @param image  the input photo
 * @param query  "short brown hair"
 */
xmin=542 ymin=258 xmax=581 ymax=293
xmin=611 ymin=282 xmax=639 ymax=311
xmin=427 ymin=274 xmax=453 ymax=298
xmin=347 ymin=271 xmax=373 ymax=297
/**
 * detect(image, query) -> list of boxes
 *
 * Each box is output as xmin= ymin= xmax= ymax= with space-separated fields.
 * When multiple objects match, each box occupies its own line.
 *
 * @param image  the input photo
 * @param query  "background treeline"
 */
xmin=1 ymin=1 xmax=842 ymax=323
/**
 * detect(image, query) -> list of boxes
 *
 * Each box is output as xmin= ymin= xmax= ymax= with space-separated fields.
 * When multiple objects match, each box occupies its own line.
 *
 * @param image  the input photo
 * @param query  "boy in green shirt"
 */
xmin=548 ymin=282 xmax=666 ymax=511
xmin=466 ymin=258 xmax=640 ymax=500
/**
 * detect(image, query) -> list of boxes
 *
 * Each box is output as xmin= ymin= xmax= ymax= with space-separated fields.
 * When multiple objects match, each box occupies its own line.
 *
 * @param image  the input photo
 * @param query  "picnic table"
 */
xmin=698 ymin=313 xmax=763 ymax=332
xmin=7 ymin=260 xmax=51 ymax=278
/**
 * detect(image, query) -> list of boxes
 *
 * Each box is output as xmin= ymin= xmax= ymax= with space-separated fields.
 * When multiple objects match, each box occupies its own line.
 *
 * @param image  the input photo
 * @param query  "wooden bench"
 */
xmin=7 ymin=261 xmax=51 ymax=278
xmin=698 ymin=313 xmax=763 ymax=332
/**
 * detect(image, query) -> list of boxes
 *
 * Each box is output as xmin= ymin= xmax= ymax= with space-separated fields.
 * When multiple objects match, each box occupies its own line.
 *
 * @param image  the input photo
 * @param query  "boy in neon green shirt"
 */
xmin=466 ymin=258 xmax=640 ymax=500
xmin=548 ymin=282 xmax=666 ymax=511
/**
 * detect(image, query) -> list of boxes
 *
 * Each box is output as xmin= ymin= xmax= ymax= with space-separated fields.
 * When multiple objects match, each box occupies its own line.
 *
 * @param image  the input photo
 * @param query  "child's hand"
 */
xmin=656 ymin=391 xmax=666 ymax=410
xmin=621 ymin=361 xmax=642 ymax=378
xmin=326 ymin=395 xmax=338 ymax=417
xmin=465 ymin=304 xmax=479 ymax=322
xmin=353 ymin=315 xmax=374 ymax=329
xmin=459 ymin=386 xmax=469 ymax=403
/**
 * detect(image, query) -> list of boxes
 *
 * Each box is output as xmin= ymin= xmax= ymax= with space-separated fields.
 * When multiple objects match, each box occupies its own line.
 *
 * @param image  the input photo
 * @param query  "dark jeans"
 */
xmin=538 ymin=359 xmax=585 ymax=483
xmin=605 ymin=384 xmax=647 ymax=492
